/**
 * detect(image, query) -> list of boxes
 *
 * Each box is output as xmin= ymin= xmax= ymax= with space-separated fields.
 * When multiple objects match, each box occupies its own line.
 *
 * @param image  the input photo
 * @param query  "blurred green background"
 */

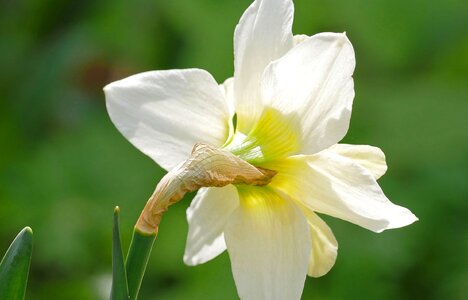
xmin=1 ymin=0 xmax=467 ymax=299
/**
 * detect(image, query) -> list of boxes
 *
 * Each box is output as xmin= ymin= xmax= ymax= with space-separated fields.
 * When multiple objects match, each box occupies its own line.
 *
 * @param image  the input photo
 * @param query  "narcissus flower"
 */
xmin=104 ymin=0 xmax=418 ymax=299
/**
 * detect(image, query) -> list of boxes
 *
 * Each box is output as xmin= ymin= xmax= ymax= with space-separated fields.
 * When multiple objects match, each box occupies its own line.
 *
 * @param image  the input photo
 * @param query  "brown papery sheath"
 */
xmin=135 ymin=143 xmax=276 ymax=235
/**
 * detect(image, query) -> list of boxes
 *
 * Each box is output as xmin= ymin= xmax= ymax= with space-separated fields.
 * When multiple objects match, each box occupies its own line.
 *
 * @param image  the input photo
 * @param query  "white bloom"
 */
xmin=104 ymin=0 xmax=418 ymax=299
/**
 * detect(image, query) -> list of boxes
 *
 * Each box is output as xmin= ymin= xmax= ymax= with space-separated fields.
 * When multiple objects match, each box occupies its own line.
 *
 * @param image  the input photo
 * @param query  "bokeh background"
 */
xmin=1 ymin=0 xmax=467 ymax=299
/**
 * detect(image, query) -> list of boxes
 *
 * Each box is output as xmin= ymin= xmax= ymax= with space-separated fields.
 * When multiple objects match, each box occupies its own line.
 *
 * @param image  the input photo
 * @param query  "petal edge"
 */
xmin=105 ymin=68 xmax=231 ymax=170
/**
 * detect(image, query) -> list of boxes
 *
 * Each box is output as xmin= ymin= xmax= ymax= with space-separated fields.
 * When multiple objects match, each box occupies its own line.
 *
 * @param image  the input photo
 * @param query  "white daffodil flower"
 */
xmin=104 ymin=0 xmax=418 ymax=299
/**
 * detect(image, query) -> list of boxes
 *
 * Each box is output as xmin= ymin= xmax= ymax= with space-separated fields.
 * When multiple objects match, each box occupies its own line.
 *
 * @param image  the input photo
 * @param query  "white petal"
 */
xmin=269 ymin=152 xmax=418 ymax=233
xmin=328 ymin=144 xmax=387 ymax=179
xmin=219 ymin=77 xmax=236 ymax=144
xmin=104 ymin=69 xmax=231 ymax=171
xmin=301 ymin=208 xmax=338 ymax=277
xmin=224 ymin=187 xmax=311 ymax=300
xmin=220 ymin=77 xmax=235 ymax=115
xmin=184 ymin=185 xmax=239 ymax=266
xmin=293 ymin=34 xmax=309 ymax=45
xmin=234 ymin=0 xmax=294 ymax=132
xmin=261 ymin=32 xmax=355 ymax=154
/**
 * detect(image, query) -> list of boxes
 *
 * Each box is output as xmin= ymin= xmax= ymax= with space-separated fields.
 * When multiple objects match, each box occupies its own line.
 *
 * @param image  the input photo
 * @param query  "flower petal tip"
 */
xmin=183 ymin=254 xmax=197 ymax=266
xmin=394 ymin=210 xmax=419 ymax=227
xmin=183 ymin=251 xmax=212 ymax=267
xmin=376 ymin=211 xmax=419 ymax=233
xmin=102 ymin=83 xmax=111 ymax=93
xmin=103 ymin=81 xmax=118 ymax=95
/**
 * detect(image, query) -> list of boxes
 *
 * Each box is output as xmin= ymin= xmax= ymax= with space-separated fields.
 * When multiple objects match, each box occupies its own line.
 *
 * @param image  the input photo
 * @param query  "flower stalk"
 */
xmin=125 ymin=230 xmax=156 ymax=300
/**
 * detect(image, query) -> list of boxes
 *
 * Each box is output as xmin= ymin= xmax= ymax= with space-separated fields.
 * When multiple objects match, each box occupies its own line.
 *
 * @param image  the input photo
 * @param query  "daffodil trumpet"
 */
xmin=136 ymin=143 xmax=276 ymax=235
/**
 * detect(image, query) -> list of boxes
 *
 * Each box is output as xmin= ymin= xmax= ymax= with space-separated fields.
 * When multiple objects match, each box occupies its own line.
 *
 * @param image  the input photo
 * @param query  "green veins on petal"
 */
xmin=225 ymin=107 xmax=300 ymax=165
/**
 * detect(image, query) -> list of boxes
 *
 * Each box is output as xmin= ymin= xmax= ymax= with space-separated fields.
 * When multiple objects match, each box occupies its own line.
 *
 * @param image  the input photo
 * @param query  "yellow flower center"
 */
xmin=224 ymin=107 xmax=301 ymax=166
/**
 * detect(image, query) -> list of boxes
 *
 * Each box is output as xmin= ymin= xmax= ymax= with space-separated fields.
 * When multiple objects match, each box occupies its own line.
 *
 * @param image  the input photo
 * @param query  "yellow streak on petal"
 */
xmin=261 ymin=157 xmax=301 ymax=193
xmin=235 ymin=186 xmax=297 ymax=229
xmin=237 ymin=186 xmax=283 ymax=209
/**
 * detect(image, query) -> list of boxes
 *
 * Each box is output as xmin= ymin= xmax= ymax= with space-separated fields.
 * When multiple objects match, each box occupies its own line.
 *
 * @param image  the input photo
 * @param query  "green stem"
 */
xmin=125 ymin=228 xmax=156 ymax=300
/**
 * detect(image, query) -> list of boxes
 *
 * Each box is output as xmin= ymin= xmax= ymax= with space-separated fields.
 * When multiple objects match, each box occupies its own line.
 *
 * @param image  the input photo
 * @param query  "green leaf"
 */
xmin=0 ymin=227 xmax=33 ymax=300
xmin=125 ymin=228 xmax=156 ymax=300
xmin=111 ymin=207 xmax=130 ymax=300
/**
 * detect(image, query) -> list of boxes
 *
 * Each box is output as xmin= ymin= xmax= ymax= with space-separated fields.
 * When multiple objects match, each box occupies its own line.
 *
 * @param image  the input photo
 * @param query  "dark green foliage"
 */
xmin=111 ymin=206 xmax=156 ymax=300
xmin=0 ymin=227 xmax=33 ymax=300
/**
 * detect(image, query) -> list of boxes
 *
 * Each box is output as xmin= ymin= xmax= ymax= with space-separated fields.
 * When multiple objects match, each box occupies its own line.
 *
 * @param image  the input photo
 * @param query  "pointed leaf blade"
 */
xmin=111 ymin=207 xmax=130 ymax=300
xmin=0 ymin=227 xmax=33 ymax=300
